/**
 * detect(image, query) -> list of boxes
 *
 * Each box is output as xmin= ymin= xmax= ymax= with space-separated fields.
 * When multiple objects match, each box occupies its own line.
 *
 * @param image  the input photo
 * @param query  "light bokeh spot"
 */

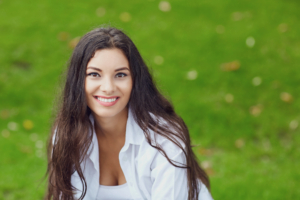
xmin=96 ymin=7 xmax=106 ymax=17
xmin=36 ymin=149 xmax=44 ymax=158
xmin=159 ymin=1 xmax=171 ymax=12
xmin=216 ymin=25 xmax=225 ymax=34
xmin=36 ymin=140 xmax=44 ymax=149
xmin=280 ymin=92 xmax=293 ymax=103
xmin=246 ymin=36 xmax=255 ymax=48
xmin=2 ymin=129 xmax=10 ymax=138
xmin=186 ymin=70 xmax=198 ymax=80
xmin=232 ymin=12 xmax=243 ymax=21
xmin=201 ymin=161 xmax=211 ymax=169
xmin=23 ymin=120 xmax=34 ymax=130
xmin=154 ymin=55 xmax=164 ymax=65
xmin=30 ymin=133 xmax=38 ymax=141
xmin=8 ymin=122 xmax=18 ymax=131
xmin=120 ymin=12 xmax=131 ymax=22
xmin=225 ymin=93 xmax=234 ymax=103
xmin=289 ymin=120 xmax=298 ymax=130
xmin=252 ymin=76 xmax=262 ymax=86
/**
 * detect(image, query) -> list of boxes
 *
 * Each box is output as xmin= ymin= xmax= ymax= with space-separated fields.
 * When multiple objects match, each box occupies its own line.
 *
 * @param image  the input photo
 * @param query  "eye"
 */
xmin=115 ymin=73 xmax=127 ymax=78
xmin=87 ymin=72 xmax=100 ymax=77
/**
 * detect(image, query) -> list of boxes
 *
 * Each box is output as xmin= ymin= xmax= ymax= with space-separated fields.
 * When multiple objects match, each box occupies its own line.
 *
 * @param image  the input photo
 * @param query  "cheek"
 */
xmin=85 ymin=79 xmax=96 ymax=93
xmin=84 ymin=80 xmax=95 ymax=100
xmin=120 ymin=80 xmax=132 ymax=96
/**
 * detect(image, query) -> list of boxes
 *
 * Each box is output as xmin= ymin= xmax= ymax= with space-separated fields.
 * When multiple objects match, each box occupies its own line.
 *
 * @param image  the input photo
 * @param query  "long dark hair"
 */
xmin=46 ymin=26 xmax=210 ymax=200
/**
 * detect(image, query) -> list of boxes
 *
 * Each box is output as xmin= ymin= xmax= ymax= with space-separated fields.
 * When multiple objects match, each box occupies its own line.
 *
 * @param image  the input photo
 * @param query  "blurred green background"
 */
xmin=0 ymin=0 xmax=300 ymax=199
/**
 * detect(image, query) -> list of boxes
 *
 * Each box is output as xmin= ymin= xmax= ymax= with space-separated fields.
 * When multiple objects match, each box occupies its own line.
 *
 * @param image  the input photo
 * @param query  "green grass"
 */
xmin=0 ymin=0 xmax=300 ymax=199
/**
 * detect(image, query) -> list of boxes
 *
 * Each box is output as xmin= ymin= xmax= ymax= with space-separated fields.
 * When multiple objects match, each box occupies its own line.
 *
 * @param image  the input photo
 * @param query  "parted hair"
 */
xmin=45 ymin=26 xmax=210 ymax=200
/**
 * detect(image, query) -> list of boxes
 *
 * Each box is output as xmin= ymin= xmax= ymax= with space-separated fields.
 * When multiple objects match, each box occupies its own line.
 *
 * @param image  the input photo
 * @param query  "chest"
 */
xmin=71 ymin=142 xmax=154 ymax=200
xmin=98 ymin=137 xmax=127 ymax=186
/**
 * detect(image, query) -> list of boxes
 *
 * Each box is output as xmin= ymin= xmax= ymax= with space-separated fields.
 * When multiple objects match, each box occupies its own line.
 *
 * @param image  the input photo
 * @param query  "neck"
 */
xmin=93 ymin=108 xmax=128 ymax=140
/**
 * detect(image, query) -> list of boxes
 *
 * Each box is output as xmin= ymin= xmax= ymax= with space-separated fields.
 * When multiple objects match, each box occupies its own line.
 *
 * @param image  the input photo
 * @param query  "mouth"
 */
xmin=94 ymin=96 xmax=120 ymax=106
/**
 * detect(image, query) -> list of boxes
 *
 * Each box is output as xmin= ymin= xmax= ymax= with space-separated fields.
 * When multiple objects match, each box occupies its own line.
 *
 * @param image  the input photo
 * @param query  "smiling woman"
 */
xmin=45 ymin=27 xmax=213 ymax=200
xmin=85 ymin=49 xmax=132 ymax=119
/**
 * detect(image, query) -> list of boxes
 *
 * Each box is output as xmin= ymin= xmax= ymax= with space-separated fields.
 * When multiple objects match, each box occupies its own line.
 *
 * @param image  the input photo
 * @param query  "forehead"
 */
xmin=87 ymin=48 xmax=129 ymax=70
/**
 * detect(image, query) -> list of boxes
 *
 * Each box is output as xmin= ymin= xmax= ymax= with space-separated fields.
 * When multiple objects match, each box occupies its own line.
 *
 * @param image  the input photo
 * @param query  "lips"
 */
xmin=94 ymin=96 xmax=120 ymax=107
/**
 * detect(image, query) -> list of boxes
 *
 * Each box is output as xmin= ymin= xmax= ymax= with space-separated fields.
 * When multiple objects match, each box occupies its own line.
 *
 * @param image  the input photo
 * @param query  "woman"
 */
xmin=46 ymin=27 xmax=213 ymax=200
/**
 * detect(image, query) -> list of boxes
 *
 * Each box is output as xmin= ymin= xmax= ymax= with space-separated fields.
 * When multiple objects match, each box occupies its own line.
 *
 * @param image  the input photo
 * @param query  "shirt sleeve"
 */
xmin=198 ymin=183 xmax=214 ymax=200
xmin=150 ymin=146 xmax=189 ymax=200
xmin=150 ymin=143 xmax=214 ymax=200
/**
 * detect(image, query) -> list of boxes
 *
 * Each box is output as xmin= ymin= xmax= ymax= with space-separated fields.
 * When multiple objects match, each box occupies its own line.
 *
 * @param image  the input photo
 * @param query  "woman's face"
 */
xmin=85 ymin=48 xmax=133 ymax=119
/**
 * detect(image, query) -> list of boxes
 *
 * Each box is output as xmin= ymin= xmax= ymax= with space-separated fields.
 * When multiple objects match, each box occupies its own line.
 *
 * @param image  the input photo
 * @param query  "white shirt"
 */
xmin=70 ymin=109 xmax=214 ymax=200
xmin=97 ymin=183 xmax=132 ymax=200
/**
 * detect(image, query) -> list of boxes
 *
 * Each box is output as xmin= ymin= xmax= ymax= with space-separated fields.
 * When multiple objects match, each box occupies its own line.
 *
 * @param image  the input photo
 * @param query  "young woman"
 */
xmin=46 ymin=27 xmax=213 ymax=200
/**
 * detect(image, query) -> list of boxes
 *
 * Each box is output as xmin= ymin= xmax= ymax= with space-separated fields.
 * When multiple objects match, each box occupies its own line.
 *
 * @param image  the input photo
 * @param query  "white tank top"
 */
xmin=96 ymin=183 xmax=133 ymax=200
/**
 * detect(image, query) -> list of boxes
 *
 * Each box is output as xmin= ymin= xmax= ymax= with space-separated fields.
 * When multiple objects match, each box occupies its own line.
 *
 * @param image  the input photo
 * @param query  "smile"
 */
xmin=94 ymin=96 xmax=120 ymax=107
xmin=97 ymin=97 xmax=117 ymax=102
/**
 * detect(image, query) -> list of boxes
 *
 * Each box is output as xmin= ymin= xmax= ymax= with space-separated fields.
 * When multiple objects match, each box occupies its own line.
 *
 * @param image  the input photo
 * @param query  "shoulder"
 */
xmin=148 ymin=112 xmax=186 ymax=152
xmin=136 ymin=113 xmax=186 ymax=165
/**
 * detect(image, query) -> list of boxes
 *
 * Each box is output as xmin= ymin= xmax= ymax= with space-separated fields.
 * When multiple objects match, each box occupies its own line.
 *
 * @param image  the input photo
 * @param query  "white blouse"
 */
xmin=69 ymin=108 xmax=213 ymax=200
xmin=97 ymin=183 xmax=133 ymax=200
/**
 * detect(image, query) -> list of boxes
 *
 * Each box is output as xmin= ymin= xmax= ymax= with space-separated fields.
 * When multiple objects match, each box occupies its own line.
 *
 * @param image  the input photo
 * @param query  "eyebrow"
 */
xmin=87 ymin=66 xmax=130 ymax=72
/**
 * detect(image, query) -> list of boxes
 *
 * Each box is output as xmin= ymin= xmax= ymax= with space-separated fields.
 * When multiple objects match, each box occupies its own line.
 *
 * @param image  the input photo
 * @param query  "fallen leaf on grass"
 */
xmin=205 ymin=167 xmax=215 ymax=176
xmin=0 ymin=110 xmax=10 ymax=119
xmin=23 ymin=120 xmax=34 ymax=130
xmin=198 ymin=148 xmax=213 ymax=156
xmin=224 ymin=93 xmax=234 ymax=103
xmin=20 ymin=146 xmax=32 ymax=154
xmin=120 ymin=12 xmax=131 ymax=22
xmin=58 ymin=32 xmax=70 ymax=41
xmin=235 ymin=138 xmax=245 ymax=148
xmin=1 ymin=129 xmax=10 ymax=138
xmin=12 ymin=61 xmax=31 ymax=70
xmin=220 ymin=61 xmax=240 ymax=71
xmin=272 ymin=80 xmax=280 ymax=89
xmin=280 ymin=92 xmax=293 ymax=103
xmin=69 ymin=37 xmax=81 ymax=49
xmin=249 ymin=104 xmax=263 ymax=117
xmin=278 ymin=23 xmax=288 ymax=33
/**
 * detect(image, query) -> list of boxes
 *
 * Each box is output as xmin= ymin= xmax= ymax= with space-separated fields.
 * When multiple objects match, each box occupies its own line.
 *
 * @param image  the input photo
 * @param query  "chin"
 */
xmin=91 ymin=106 xmax=128 ymax=119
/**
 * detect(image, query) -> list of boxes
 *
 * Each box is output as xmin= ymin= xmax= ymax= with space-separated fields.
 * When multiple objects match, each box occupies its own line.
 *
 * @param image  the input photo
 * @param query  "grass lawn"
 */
xmin=0 ymin=0 xmax=299 ymax=199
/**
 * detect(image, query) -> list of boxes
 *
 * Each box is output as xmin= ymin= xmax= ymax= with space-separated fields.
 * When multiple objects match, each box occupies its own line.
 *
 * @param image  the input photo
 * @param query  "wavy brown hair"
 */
xmin=45 ymin=26 xmax=210 ymax=200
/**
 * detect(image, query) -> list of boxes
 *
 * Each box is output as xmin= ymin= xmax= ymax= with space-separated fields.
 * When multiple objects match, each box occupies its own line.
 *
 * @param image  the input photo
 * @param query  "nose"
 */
xmin=100 ymin=76 xmax=115 ymax=95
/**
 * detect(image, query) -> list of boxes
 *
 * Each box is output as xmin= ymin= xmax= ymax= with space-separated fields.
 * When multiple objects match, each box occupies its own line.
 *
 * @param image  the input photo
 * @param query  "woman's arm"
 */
xmin=150 ymin=148 xmax=188 ymax=199
xmin=150 ymin=145 xmax=213 ymax=200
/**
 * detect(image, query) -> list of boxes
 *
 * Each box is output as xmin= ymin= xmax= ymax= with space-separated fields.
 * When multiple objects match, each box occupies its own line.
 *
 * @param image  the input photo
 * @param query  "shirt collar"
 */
xmin=125 ymin=107 xmax=144 ymax=146
xmin=87 ymin=114 xmax=99 ymax=172
xmin=87 ymin=107 xmax=144 ymax=165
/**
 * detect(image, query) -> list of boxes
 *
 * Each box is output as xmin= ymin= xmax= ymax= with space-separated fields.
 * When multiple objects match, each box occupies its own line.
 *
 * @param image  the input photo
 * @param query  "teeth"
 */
xmin=97 ymin=97 xmax=117 ymax=102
